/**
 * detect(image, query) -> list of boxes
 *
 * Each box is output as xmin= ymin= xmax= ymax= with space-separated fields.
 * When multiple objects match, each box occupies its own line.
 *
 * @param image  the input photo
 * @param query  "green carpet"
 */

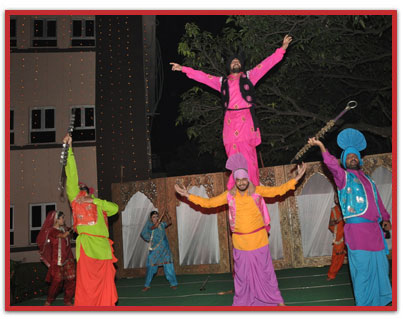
xmin=13 ymin=264 xmax=359 ymax=307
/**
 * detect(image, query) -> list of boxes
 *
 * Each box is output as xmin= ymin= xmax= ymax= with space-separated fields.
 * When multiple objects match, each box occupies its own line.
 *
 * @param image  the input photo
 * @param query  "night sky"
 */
xmin=150 ymin=14 xmax=392 ymax=176
xmin=151 ymin=15 xmax=227 ymax=175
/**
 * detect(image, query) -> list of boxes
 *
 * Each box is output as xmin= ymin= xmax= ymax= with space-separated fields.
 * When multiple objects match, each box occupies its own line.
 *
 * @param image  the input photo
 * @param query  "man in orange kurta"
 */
xmin=327 ymin=203 xmax=346 ymax=280
xmin=175 ymin=153 xmax=306 ymax=306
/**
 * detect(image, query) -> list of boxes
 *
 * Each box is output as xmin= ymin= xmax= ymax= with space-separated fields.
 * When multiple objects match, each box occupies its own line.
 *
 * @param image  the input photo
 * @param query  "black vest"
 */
xmin=220 ymin=72 xmax=259 ymax=131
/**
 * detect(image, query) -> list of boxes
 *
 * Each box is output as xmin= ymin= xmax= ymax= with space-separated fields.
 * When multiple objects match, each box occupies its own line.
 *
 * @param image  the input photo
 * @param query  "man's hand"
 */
xmin=308 ymin=137 xmax=326 ymax=153
xmin=174 ymin=184 xmax=190 ymax=199
xmin=382 ymin=221 xmax=392 ymax=231
xmin=282 ymin=35 xmax=293 ymax=50
xmin=170 ymin=62 xmax=183 ymax=71
xmin=294 ymin=163 xmax=307 ymax=182
xmin=63 ymin=134 xmax=72 ymax=147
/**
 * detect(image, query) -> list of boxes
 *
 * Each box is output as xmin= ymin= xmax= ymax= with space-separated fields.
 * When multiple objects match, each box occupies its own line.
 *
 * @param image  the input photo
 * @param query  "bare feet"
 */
xmin=64 ymin=301 xmax=73 ymax=306
xmin=170 ymin=285 xmax=177 ymax=290
xmin=217 ymin=289 xmax=233 ymax=295
xmin=44 ymin=301 xmax=51 ymax=306
xmin=142 ymin=286 xmax=150 ymax=292
xmin=278 ymin=303 xmax=286 ymax=306
xmin=326 ymin=277 xmax=335 ymax=281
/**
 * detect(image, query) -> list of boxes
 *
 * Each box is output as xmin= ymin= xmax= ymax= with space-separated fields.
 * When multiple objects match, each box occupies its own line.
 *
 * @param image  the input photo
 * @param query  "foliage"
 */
xmin=176 ymin=15 xmax=392 ymax=166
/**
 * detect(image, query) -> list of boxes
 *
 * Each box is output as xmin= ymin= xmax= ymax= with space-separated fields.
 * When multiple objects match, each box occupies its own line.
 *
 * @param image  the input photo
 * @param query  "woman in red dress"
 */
xmin=37 ymin=210 xmax=76 ymax=306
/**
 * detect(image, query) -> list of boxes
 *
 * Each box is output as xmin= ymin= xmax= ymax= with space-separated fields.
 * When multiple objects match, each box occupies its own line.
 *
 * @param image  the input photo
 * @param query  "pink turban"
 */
xmin=225 ymin=153 xmax=250 ymax=181
xmin=234 ymin=168 xmax=249 ymax=180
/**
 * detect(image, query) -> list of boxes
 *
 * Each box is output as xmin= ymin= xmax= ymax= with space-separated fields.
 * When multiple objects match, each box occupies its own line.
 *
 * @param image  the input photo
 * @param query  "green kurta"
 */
xmin=65 ymin=148 xmax=118 ymax=260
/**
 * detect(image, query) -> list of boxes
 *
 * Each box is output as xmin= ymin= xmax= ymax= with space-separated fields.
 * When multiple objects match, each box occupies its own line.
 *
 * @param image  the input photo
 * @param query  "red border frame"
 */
xmin=4 ymin=9 xmax=397 ymax=312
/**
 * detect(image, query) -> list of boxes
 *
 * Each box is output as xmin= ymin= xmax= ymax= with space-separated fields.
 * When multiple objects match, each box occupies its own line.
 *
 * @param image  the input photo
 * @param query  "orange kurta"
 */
xmin=327 ymin=205 xmax=346 ymax=279
xmin=188 ymin=179 xmax=297 ymax=251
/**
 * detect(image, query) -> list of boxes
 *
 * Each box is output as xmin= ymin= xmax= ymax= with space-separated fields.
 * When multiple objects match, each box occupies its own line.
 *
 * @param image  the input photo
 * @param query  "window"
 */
xmin=29 ymin=203 xmax=56 ymax=244
xmin=10 ymin=206 xmax=14 ymax=246
xmin=10 ymin=109 xmax=14 ymax=145
xmin=71 ymin=106 xmax=96 ymax=141
xmin=71 ymin=19 xmax=95 ymax=47
xmin=30 ymin=107 xmax=56 ymax=143
xmin=10 ymin=19 xmax=17 ymax=47
xmin=32 ymin=19 xmax=57 ymax=47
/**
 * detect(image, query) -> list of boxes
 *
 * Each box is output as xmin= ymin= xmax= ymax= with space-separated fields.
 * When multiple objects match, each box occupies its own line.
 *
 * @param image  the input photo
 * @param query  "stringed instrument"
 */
xmin=57 ymin=110 xmax=76 ymax=200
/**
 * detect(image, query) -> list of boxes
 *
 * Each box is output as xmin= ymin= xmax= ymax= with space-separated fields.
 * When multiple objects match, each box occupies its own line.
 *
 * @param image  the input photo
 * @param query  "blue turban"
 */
xmin=337 ymin=128 xmax=367 ymax=169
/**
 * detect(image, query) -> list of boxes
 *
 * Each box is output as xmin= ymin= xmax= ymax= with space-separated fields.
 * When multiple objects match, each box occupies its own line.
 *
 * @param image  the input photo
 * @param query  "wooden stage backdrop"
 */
xmin=111 ymin=153 xmax=392 ymax=279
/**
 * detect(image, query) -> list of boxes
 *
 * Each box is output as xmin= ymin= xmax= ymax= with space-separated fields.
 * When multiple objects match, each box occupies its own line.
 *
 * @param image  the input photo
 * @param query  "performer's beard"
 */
xmin=236 ymin=181 xmax=249 ymax=192
xmin=346 ymin=160 xmax=361 ymax=170
xmin=231 ymin=66 xmax=241 ymax=73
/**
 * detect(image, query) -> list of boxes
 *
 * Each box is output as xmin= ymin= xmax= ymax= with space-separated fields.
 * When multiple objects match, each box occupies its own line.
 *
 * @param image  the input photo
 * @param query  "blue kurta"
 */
xmin=141 ymin=220 xmax=177 ymax=288
xmin=141 ymin=221 xmax=174 ymax=267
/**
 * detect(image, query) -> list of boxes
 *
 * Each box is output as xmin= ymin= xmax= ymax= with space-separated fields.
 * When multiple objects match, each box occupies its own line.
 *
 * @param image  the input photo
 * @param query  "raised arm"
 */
xmin=256 ymin=163 xmax=306 ymax=198
xmin=308 ymin=137 xmax=346 ymax=189
xmin=64 ymin=134 xmax=80 ymax=202
xmin=308 ymin=137 xmax=327 ymax=153
xmin=163 ymin=211 xmax=172 ymax=228
xmin=170 ymin=62 xmax=221 ymax=92
xmin=248 ymin=35 xmax=292 ymax=85
xmin=174 ymin=184 xmax=228 ymax=209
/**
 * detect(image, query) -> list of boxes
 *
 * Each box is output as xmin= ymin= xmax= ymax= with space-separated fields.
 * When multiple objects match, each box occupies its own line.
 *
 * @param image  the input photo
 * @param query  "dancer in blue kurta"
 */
xmin=308 ymin=128 xmax=392 ymax=306
xmin=141 ymin=211 xmax=178 ymax=291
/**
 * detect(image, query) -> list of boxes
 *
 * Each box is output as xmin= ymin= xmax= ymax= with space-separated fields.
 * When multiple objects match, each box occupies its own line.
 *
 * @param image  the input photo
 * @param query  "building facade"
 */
xmin=9 ymin=14 xmax=156 ymax=262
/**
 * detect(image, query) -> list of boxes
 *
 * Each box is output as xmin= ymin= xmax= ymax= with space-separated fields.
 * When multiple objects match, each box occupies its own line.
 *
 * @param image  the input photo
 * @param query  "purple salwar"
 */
xmin=232 ymin=245 xmax=283 ymax=306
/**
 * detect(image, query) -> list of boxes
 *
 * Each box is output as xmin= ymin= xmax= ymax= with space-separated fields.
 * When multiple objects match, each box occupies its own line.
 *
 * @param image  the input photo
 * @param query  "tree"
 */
xmin=175 ymin=15 xmax=392 ymax=167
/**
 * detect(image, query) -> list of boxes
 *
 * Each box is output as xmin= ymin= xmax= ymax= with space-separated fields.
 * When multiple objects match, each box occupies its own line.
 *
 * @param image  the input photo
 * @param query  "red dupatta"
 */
xmin=36 ymin=211 xmax=58 ymax=267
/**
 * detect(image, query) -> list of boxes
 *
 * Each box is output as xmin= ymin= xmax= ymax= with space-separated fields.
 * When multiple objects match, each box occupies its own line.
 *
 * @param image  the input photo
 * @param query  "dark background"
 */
xmin=150 ymin=15 xmax=393 ymax=177
xmin=151 ymin=15 xmax=227 ymax=176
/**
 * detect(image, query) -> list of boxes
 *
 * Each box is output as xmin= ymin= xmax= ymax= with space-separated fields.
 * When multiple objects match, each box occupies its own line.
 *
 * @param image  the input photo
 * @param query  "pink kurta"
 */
xmin=182 ymin=48 xmax=286 ymax=189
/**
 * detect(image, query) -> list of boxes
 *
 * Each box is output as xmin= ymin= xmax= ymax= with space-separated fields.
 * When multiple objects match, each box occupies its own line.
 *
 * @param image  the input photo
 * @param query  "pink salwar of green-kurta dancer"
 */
xmin=181 ymin=48 xmax=286 ymax=189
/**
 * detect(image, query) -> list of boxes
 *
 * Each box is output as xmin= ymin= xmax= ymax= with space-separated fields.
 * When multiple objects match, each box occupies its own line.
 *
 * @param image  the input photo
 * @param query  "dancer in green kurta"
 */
xmin=64 ymin=134 xmax=119 ymax=306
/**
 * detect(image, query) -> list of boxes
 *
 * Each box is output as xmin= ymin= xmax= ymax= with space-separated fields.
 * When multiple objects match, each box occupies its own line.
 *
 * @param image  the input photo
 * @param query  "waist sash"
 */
xmin=233 ymin=225 xmax=266 ymax=235
xmin=226 ymin=106 xmax=259 ymax=131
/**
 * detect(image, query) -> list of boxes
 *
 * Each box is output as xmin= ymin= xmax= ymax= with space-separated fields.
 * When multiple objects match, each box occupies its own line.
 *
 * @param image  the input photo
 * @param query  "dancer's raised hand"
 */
xmin=174 ymin=184 xmax=190 ymax=199
xmin=170 ymin=62 xmax=183 ymax=71
xmin=294 ymin=162 xmax=307 ymax=182
xmin=282 ymin=35 xmax=293 ymax=50
xmin=308 ymin=137 xmax=327 ymax=153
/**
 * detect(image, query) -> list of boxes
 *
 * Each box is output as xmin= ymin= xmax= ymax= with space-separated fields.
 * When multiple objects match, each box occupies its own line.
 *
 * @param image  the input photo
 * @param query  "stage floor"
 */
xmin=12 ymin=264 xmax=368 ymax=307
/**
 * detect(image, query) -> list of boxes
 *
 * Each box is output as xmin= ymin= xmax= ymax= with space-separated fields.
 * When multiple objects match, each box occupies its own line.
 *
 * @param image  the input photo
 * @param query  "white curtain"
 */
xmin=267 ymin=202 xmax=283 ymax=260
xmin=371 ymin=166 xmax=392 ymax=250
xmin=176 ymin=186 xmax=220 ymax=266
xmin=297 ymin=173 xmax=334 ymax=257
xmin=121 ymin=192 xmax=157 ymax=269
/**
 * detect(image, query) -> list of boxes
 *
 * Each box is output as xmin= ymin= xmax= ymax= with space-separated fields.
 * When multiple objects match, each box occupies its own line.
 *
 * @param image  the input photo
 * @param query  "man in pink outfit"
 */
xmin=171 ymin=35 xmax=292 ymax=189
